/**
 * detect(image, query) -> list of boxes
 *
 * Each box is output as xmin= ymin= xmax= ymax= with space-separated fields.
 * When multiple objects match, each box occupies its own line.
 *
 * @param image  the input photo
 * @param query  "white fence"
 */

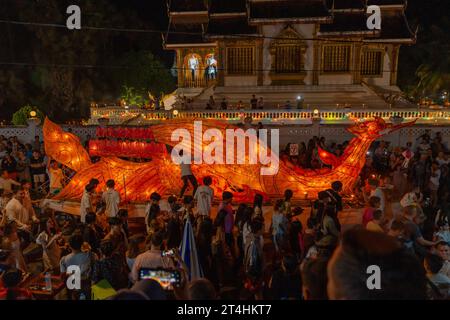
xmin=1 ymin=113 xmax=449 ymax=149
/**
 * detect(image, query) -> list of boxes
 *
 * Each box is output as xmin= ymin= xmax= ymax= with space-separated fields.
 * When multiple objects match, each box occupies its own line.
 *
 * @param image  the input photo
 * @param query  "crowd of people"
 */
xmin=180 ymin=94 xmax=305 ymax=111
xmin=0 ymin=128 xmax=449 ymax=300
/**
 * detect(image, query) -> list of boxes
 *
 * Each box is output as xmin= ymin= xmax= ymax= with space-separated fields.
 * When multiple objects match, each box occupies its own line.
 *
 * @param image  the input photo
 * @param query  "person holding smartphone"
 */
xmin=130 ymin=231 xmax=174 ymax=283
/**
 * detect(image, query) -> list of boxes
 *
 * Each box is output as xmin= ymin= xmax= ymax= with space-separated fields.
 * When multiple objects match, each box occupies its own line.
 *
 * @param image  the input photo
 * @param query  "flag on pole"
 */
xmin=180 ymin=218 xmax=203 ymax=281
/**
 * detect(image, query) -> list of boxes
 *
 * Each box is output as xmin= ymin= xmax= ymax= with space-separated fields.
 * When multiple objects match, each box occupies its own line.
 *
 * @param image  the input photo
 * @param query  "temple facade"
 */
xmin=164 ymin=0 xmax=416 ymax=109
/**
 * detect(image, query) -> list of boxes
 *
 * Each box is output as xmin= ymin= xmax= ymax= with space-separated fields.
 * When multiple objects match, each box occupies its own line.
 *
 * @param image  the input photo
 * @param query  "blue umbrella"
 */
xmin=180 ymin=218 xmax=203 ymax=281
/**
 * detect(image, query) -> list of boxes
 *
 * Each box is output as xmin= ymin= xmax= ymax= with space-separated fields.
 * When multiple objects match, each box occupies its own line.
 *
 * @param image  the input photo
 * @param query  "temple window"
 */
xmin=322 ymin=44 xmax=351 ymax=73
xmin=226 ymin=47 xmax=255 ymax=75
xmin=182 ymin=53 xmax=206 ymax=88
xmin=361 ymin=49 xmax=383 ymax=77
xmin=270 ymin=27 xmax=306 ymax=74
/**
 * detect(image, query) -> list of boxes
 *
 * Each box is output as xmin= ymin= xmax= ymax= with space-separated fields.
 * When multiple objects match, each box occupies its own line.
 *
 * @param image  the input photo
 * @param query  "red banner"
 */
xmin=89 ymin=139 xmax=166 ymax=159
xmin=96 ymin=127 xmax=155 ymax=140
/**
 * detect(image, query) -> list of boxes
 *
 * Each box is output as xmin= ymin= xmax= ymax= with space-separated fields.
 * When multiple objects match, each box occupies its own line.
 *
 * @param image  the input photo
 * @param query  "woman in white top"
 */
xmin=1 ymin=222 xmax=27 ymax=272
xmin=36 ymin=218 xmax=62 ymax=272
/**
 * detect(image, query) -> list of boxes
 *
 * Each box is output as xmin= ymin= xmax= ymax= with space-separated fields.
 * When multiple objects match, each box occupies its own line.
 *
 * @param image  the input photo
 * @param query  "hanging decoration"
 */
xmin=89 ymin=139 xmax=167 ymax=159
xmin=96 ymin=127 xmax=155 ymax=140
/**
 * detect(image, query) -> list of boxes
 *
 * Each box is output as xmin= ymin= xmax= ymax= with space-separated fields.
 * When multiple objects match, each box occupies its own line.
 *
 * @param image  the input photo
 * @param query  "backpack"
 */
xmin=245 ymin=238 xmax=262 ymax=278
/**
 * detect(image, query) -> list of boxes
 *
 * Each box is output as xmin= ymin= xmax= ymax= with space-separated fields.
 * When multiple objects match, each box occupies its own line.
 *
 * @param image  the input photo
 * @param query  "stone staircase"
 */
xmin=178 ymin=84 xmax=392 ymax=110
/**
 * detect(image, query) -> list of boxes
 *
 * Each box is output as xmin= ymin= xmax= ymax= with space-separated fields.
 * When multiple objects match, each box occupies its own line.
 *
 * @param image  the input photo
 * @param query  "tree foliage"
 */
xmin=398 ymin=0 xmax=450 ymax=99
xmin=12 ymin=105 xmax=45 ymax=126
xmin=0 ymin=0 xmax=173 ymax=122
xmin=111 ymin=51 xmax=175 ymax=103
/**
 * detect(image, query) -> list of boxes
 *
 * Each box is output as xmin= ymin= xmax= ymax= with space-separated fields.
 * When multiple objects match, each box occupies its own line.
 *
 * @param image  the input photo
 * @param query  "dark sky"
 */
xmin=112 ymin=0 xmax=168 ymax=29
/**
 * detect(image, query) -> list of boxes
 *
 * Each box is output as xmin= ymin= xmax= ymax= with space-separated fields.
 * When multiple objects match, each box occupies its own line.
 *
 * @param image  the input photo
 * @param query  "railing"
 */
xmin=89 ymin=106 xmax=450 ymax=125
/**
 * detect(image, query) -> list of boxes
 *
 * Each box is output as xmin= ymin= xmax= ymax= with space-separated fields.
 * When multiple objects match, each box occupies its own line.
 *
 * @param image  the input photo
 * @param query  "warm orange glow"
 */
xmin=43 ymin=118 xmax=91 ymax=172
xmin=43 ymin=117 xmax=415 ymax=202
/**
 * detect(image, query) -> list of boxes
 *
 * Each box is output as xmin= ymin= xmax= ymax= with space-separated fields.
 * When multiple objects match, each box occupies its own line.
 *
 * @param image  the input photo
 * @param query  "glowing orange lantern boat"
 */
xmin=43 ymin=117 xmax=414 ymax=202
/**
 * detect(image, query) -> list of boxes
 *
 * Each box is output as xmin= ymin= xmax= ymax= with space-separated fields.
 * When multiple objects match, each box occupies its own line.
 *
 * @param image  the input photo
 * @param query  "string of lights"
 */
xmin=0 ymin=61 xmax=397 ymax=74
xmin=0 ymin=19 xmax=387 ymax=44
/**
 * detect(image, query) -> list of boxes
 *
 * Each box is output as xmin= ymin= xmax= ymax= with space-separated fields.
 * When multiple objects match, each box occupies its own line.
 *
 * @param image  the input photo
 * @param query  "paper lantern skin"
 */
xmin=43 ymin=117 xmax=415 ymax=202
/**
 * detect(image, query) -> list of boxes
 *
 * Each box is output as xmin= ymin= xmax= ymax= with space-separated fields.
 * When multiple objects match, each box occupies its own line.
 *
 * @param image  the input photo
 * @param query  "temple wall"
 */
xmin=224 ymin=75 xmax=258 ymax=87
xmin=318 ymin=74 xmax=353 ymax=85
xmin=362 ymin=44 xmax=392 ymax=87
xmin=261 ymin=24 xmax=315 ymax=86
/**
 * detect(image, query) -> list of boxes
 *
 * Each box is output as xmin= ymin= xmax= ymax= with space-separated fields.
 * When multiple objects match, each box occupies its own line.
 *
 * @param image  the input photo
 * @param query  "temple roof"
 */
xmin=325 ymin=0 xmax=365 ymax=11
xmin=164 ymin=23 xmax=212 ymax=47
xmin=209 ymin=0 xmax=247 ymax=14
xmin=248 ymin=0 xmax=333 ymax=24
xmin=364 ymin=11 xmax=415 ymax=43
xmin=206 ymin=15 xmax=260 ymax=38
xmin=168 ymin=0 xmax=208 ymax=12
xmin=164 ymin=0 xmax=414 ymax=48
xmin=367 ymin=0 xmax=406 ymax=6
xmin=318 ymin=11 xmax=379 ymax=36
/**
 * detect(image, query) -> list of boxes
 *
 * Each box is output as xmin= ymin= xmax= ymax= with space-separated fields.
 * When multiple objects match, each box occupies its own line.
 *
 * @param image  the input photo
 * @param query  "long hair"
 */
xmin=253 ymin=194 xmax=263 ymax=210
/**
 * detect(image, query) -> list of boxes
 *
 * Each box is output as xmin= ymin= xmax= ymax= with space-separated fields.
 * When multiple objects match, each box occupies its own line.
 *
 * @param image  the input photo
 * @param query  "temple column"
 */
xmin=176 ymin=49 xmax=184 ymax=88
xmin=353 ymin=43 xmax=362 ymax=84
xmin=256 ymin=39 xmax=264 ymax=86
xmin=218 ymin=41 xmax=225 ymax=87
xmin=390 ymin=45 xmax=400 ymax=86
xmin=312 ymin=41 xmax=320 ymax=85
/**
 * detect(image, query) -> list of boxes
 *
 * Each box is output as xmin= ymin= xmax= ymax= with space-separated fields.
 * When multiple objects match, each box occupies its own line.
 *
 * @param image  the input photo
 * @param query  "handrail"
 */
xmin=90 ymin=106 xmax=450 ymax=123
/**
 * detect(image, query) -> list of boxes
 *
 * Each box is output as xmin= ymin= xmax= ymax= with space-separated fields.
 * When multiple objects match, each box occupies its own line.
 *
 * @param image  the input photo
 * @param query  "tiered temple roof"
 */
xmin=247 ymin=0 xmax=332 ymax=24
xmin=168 ymin=0 xmax=208 ymax=12
xmin=163 ymin=0 xmax=415 ymax=48
xmin=209 ymin=0 xmax=248 ymax=14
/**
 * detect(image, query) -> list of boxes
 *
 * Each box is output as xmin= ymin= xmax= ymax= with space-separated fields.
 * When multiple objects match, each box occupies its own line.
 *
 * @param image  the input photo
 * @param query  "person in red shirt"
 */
xmin=0 ymin=269 xmax=33 ymax=300
xmin=362 ymin=196 xmax=381 ymax=227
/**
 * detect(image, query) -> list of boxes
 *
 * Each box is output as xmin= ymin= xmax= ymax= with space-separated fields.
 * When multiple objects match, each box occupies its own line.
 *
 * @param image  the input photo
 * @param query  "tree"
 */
xmin=0 ymin=0 xmax=168 ymax=121
xmin=120 ymin=86 xmax=145 ymax=106
xmin=398 ymin=1 xmax=450 ymax=100
xmin=12 ymin=106 xmax=45 ymax=126
xmin=110 ymin=51 xmax=176 ymax=103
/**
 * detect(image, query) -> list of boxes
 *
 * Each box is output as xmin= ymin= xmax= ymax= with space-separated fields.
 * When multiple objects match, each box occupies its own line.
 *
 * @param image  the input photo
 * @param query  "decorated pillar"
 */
xmin=217 ymin=41 xmax=225 ymax=87
xmin=312 ymin=41 xmax=320 ymax=85
xmin=353 ymin=43 xmax=362 ymax=84
xmin=256 ymin=38 xmax=264 ymax=86
xmin=176 ymin=49 xmax=184 ymax=88
xmin=390 ymin=45 xmax=400 ymax=86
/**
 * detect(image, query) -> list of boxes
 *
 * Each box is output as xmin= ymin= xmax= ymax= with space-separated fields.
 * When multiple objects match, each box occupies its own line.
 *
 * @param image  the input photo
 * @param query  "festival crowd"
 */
xmin=0 ymin=128 xmax=449 ymax=300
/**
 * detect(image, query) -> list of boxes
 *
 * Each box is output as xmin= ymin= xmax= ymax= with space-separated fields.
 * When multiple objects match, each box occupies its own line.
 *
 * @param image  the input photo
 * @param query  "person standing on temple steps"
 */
xmin=179 ymin=150 xmax=198 ymax=199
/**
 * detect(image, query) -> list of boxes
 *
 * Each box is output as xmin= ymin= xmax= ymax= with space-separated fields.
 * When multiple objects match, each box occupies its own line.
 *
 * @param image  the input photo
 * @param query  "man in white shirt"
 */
xmin=194 ymin=176 xmax=214 ymax=217
xmin=0 ymin=170 xmax=20 ymax=193
xmin=425 ymin=253 xmax=450 ymax=299
xmin=5 ymin=189 xmax=31 ymax=231
xmin=102 ymin=179 xmax=121 ymax=218
xmin=130 ymin=231 xmax=174 ymax=283
xmin=369 ymin=179 xmax=386 ymax=213
xmin=188 ymin=54 xmax=199 ymax=80
xmin=178 ymin=150 xmax=198 ymax=198
xmin=435 ymin=241 xmax=450 ymax=279
xmin=80 ymin=184 xmax=95 ymax=223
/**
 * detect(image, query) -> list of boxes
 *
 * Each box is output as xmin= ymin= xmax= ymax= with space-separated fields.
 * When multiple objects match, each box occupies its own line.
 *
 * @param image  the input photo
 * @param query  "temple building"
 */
xmin=164 ymin=0 xmax=416 ymax=109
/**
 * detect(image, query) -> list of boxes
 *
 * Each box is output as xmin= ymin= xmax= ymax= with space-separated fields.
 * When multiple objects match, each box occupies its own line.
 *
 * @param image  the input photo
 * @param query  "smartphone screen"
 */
xmin=138 ymin=268 xmax=181 ymax=290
